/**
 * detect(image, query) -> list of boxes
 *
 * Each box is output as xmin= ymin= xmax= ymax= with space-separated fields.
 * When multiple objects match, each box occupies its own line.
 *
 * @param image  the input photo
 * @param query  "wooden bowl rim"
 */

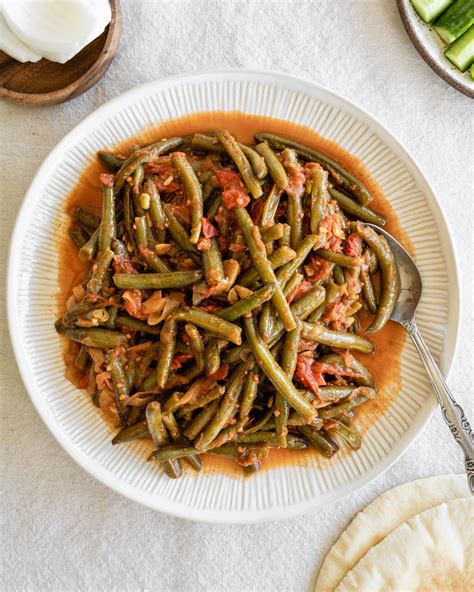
xmin=397 ymin=0 xmax=474 ymax=99
xmin=0 ymin=0 xmax=121 ymax=105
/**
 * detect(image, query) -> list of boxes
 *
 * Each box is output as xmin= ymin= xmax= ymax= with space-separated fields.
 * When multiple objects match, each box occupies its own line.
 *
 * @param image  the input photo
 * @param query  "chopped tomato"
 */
xmin=322 ymin=300 xmax=345 ymax=324
xmin=113 ymin=255 xmax=136 ymax=274
xmin=295 ymin=356 xmax=324 ymax=400
xmin=251 ymin=200 xmax=264 ymax=224
xmin=286 ymin=280 xmax=313 ymax=304
xmin=311 ymin=361 xmax=363 ymax=380
xmin=201 ymin=217 xmax=219 ymax=238
xmin=99 ymin=173 xmax=115 ymax=188
xmin=207 ymin=363 xmax=230 ymax=380
xmin=169 ymin=203 xmax=191 ymax=225
xmin=171 ymin=353 xmax=194 ymax=370
xmin=155 ymin=180 xmax=181 ymax=193
xmin=215 ymin=169 xmax=250 ymax=210
xmin=286 ymin=164 xmax=306 ymax=199
xmin=198 ymin=303 xmax=221 ymax=313
xmin=304 ymin=255 xmax=334 ymax=282
xmin=345 ymin=233 xmax=363 ymax=257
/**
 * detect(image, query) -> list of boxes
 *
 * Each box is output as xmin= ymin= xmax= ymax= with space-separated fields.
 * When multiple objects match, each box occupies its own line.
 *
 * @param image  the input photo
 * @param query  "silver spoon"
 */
xmin=366 ymin=224 xmax=473 ymax=493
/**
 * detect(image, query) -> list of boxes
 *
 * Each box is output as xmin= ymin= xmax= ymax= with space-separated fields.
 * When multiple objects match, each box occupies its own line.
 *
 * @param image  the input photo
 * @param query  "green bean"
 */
xmin=162 ymin=411 xmax=202 ymax=471
xmin=238 ymin=246 xmax=296 ymax=287
xmin=115 ymin=137 xmax=183 ymax=193
xmin=235 ymin=208 xmax=295 ymax=331
xmin=163 ymin=459 xmax=183 ymax=479
xmin=202 ymin=238 xmax=225 ymax=286
xmin=177 ymin=385 xmax=225 ymax=417
xmin=173 ymin=307 xmax=242 ymax=345
xmin=240 ymin=144 xmax=268 ymax=180
xmin=310 ymin=167 xmax=329 ymax=233
xmin=276 ymin=320 xmax=301 ymax=446
xmin=215 ymin=283 xmax=276 ymax=322
xmin=244 ymin=407 xmax=275 ymax=435
xmin=80 ymin=308 xmax=109 ymax=325
xmin=125 ymin=357 xmax=137 ymax=391
xmin=319 ymin=395 xmax=369 ymax=419
xmin=239 ymin=371 xmax=260 ymax=421
xmin=78 ymin=227 xmax=99 ymax=262
xmin=132 ymin=164 xmax=145 ymax=196
xmin=216 ymin=130 xmax=262 ymax=199
xmin=112 ymin=421 xmax=149 ymax=444
xmin=299 ymin=426 xmax=339 ymax=457
xmin=244 ymin=318 xmax=316 ymax=421
xmin=74 ymin=345 xmax=90 ymax=370
xmin=113 ymin=270 xmax=203 ymax=290
xmin=134 ymin=216 xmax=170 ymax=272
xmin=238 ymin=432 xmax=308 ymax=449
xmin=205 ymin=193 xmax=222 ymax=221
xmin=333 ymin=264 xmax=345 ymax=285
xmin=184 ymin=323 xmax=204 ymax=379
xmin=64 ymin=328 xmax=127 ymax=349
xmin=261 ymin=185 xmax=283 ymax=228
xmin=149 ymin=445 xmax=200 ymax=462
xmin=203 ymin=338 xmax=219 ymax=376
xmin=195 ymin=358 xmax=253 ymax=450
xmin=68 ymin=225 xmax=89 ymax=249
xmin=156 ymin=317 xmax=178 ymax=389
xmin=87 ymin=247 xmax=114 ymax=295
xmin=123 ymin=186 xmax=137 ymax=256
xmin=279 ymin=224 xmax=291 ymax=248
xmin=318 ymin=353 xmax=374 ymax=387
xmin=260 ymin=223 xmax=286 ymax=243
xmin=115 ymin=314 xmax=161 ymax=335
xmin=283 ymin=272 xmax=304 ymax=298
xmin=361 ymin=266 xmax=377 ymax=314
xmin=351 ymin=222 xmax=398 ymax=333
xmin=367 ymin=248 xmax=378 ymax=273
xmin=144 ymin=177 xmax=166 ymax=243
xmin=329 ymin=187 xmax=386 ymax=227
xmin=327 ymin=421 xmax=362 ymax=450
xmin=287 ymin=192 xmax=303 ymax=250
xmin=98 ymin=184 xmax=116 ymax=254
xmin=255 ymin=142 xmax=288 ymax=191
xmin=316 ymin=386 xmax=359 ymax=404
xmin=171 ymin=152 xmax=203 ymax=244
xmin=255 ymin=132 xmax=372 ymax=205
xmin=275 ymin=234 xmax=324 ymax=286
xmin=106 ymin=352 xmax=129 ymax=424
xmin=162 ymin=203 xmax=199 ymax=254
xmin=98 ymin=151 xmax=124 ymax=171
xmin=183 ymin=399 xmax=221 ymax=440
xmin=146 ymin=402 xmax=168 ymax=447
xmin=301 ymin=322 xmax=375 ymax=353
xmin=259 ymin=301 xmax=274 ymax=342
xmin=315 ymin=249 xmax=359 ymax=268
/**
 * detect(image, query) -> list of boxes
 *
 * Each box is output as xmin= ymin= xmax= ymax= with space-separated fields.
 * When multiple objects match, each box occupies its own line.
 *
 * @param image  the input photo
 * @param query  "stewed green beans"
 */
xmin=58 ymin=127 xmax=399 ymax=478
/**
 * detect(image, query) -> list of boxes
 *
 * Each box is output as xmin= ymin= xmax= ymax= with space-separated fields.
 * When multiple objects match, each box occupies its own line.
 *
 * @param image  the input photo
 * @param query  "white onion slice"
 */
xmin=1 ymin=0 xmax=111 ymax=64
xmin=0 ymin=12 xmax=42 ymax=62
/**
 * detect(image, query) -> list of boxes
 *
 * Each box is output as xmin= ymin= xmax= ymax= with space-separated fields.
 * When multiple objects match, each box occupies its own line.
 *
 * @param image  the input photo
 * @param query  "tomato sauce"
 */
xmin=58 ymin=111 xmax=413 ymax=478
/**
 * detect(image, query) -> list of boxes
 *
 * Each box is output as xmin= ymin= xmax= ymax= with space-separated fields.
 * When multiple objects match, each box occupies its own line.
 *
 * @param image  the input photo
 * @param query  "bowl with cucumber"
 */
xmin=398 ymin=0 xmax=474 ymax=97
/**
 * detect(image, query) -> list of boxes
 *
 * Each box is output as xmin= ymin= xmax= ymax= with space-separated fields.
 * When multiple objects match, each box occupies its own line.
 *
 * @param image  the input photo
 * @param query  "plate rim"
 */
xmin=397 ymin=0 xmax=474 ymax=99
xmin=7 ymin=68 xmax=462 ymax=523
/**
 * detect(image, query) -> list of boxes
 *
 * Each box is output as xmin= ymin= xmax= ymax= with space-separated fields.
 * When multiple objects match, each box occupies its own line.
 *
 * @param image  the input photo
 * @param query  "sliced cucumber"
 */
xmin=444 ymin=24 xmax=474 ymax=70
xmin=434 ymin=0 xmax=474 ymax=43
xmin=411 ymin=0 xmax=454 ymax=22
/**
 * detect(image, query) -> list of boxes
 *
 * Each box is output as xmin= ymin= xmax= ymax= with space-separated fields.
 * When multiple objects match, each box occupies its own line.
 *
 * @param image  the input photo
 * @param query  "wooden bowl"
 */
xmin=0 ymin=0 xmax=121 ymax=106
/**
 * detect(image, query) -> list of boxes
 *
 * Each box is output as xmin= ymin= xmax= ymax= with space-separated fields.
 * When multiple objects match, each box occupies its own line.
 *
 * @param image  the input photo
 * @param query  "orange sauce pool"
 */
xmin=58 ymin=111 xmax=413 ymax=479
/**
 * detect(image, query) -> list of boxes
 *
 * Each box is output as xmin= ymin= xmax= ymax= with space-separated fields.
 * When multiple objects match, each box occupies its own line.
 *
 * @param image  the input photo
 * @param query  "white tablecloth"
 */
xmin=1 ymin=1 xmax=472 ymax=591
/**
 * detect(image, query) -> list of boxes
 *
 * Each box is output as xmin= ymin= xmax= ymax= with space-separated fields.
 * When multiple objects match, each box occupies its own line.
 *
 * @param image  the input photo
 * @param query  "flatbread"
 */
xmin=315 ymin=474 xmax=469 ymax=592
xmin=334 ymin=497 xmax=473 ymax=592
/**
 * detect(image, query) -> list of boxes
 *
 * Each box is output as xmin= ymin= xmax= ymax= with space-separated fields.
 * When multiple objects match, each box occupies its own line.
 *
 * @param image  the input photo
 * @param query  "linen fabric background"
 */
xmin=1 ymin=1 xmax=472 ymax=591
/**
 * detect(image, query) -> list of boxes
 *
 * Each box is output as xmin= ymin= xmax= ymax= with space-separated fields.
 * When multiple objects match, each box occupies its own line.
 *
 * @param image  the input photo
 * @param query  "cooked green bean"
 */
xmin=245 ymin=317 xmax=316 ymax=421
xmin=351 ymin=222 xmax=399 ymax=333
xmin=98 ymin=151 xmax=125 ymax=171
xmin=156 ymin=317 xmax=178 ymax=389
xmin=329 ymin=187 xmax=386 ymax=227
xmin=98 ymin=184 xmax=116 ymax=254
xmin=173 ymin=307 xmax=242 ymax=345
xmin=275 ymin=234 xmax=324 ymax=285
xmin=315 ymin=249 xmax=359 ymax=268
xmin=113 ymin=271 xmax=203 ymax=290
xmin=162 ymin=203 xmax=199 ymax=254
xmin=216 ymin=283 xmax=276 ymax=322
xmin=261 ymin=185 xmax=283 ymax=227
xmin=202 ymin=238 xmax=225 ymax=286
xmin=216 ymin=130 xmax=262 ymax=199
xmin=310 ymin=167 xmax=329 ymax=233
xmin=318 ymin=354 xmax=374 ymax=388
xmin=144 ymin=177 xmax=166 ymax=243
xmin=87 ymin=247 xmax=114 ymax=295
xmin=260 ymin=223 xmax=286 ymax=243
xmin=74 ymin=345 xmax=90 ymax=370
xmin=112 ymin=421 xmax=149 ymax=444
xmin=276 ymin=320 xmax=301 ymax=446
xmin=78 ymin=227 xmax=99 ymax=262
xmin=106 ymin=352 xmax=129 ymax=424
xmin=171 ymin=152 xmax=203 ymax=244
xmin=115 ymin=314 xmax=162 ymax=335
xmin=183 ymin=399 xmax=221 ymax=440
xmin=301 ymin=321 xmax=375 ymax=353
xmin=135 ymin=216 xmax=170 ymax=272
xmin=299 ymin=426 xmax=339 ymax=458
xmin=361 ymin=266 xmax=378 ymax=314
xmin=238 ymin=246 xmax=296 ymax=287
xmin=64 ymin=328 xmax=127 ymax=349
xmin=255 ymin=142 xmax=288 ymax=191
xmin=68 ymin=224 xmax=90 ymax=249
xmin=235 ymin=208 xmax=295 ymax=331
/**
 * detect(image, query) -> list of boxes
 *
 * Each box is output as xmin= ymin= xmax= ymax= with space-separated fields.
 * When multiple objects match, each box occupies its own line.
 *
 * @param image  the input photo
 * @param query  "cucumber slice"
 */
xmin=411 ymin=0 xmax=454 ymax=22
xmin=434 ymin=0 xmax=474 ymax=43
xmin=444 ymin=24 xmax=474 ymax=70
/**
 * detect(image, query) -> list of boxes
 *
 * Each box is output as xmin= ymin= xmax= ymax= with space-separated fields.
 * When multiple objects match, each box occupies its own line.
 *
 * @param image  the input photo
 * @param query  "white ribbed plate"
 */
xmin=8 ymin=70 xmax=460 ymax=523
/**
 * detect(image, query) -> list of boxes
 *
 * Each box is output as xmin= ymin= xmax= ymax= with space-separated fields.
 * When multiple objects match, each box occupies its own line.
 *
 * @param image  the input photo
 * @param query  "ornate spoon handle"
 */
xmin=403 ymin=319 xmax=474 ymax=494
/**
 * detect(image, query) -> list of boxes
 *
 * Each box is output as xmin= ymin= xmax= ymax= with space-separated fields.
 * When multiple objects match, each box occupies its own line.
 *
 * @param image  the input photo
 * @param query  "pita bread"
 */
xmin=315 ymin=474 xmax=469 ymax=592
xmin=335 ymin=497 xmax=473 ymax=592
